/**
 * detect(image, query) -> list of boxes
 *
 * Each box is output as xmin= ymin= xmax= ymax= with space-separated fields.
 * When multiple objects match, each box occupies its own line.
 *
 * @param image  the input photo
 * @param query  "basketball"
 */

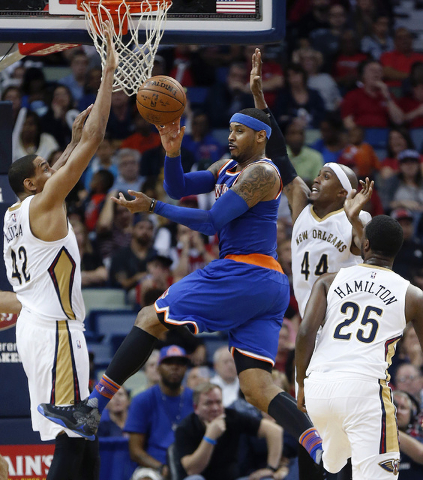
xmin=136 ymin=75 xmax=186 ymax=125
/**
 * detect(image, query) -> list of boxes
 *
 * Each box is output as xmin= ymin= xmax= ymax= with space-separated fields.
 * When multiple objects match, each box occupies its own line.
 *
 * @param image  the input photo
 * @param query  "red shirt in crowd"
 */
xmin=397 ymin=95 xmax=423 ymax=128
xmin=341 ymin=87 xmax=391 ymax=127
xmin=120 ymin=131 xmax=162 ymax=154
xmin=333 ymin=53 xmax=368 ymax=81
xmin=380 ymin=50 xmax=423 ymax=87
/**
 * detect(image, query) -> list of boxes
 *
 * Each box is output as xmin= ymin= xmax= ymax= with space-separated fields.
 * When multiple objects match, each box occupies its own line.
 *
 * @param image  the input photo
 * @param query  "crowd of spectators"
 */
xmin=3 ymin=0 xmax=423 ymax=478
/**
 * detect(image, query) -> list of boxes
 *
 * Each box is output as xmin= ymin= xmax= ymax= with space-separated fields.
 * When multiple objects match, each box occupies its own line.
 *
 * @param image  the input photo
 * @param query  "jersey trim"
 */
xmin=154 ymin=302 xmax=199 ymax=334
xmin=225 ymin=253 xmax=283 ymax=273
xmin=230 ymin=346 xmax=274 ymax=366
xmin=8 ymin=203 xmax=22 ymax=212
xmin=358 ymin=263 xmax=392 ymax=272
xmin=378 ymin=379 xmax=399 ymax=455
xmin=310 ymin=206 xmax=344 ymax=223
xmin=217 ymin=160 xmax=234 ymax=176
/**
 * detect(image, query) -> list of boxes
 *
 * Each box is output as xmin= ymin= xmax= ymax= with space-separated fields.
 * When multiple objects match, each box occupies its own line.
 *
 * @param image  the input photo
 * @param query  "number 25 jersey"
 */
xmin=291 ymin=205 xmax=371 ymax=317
xmin=3 ymin=196 xmax=85 ymax=323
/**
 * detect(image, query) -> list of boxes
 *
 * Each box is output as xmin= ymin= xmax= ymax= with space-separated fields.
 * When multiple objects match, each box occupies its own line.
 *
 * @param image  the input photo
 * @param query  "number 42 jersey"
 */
xmin=291 ymin=205 xmax=371 ymax=317
xmin=3 ymin=196 xmax=85 ymax=323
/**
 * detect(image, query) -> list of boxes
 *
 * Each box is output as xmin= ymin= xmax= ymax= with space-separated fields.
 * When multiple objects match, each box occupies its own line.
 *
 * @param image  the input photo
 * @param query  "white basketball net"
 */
xmin=79 ymin=0 xmax=171 ymax=96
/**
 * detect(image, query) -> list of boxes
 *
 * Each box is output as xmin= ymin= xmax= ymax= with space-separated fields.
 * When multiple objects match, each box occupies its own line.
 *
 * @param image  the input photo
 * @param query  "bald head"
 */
xmin=338 ymin=164 xmax=358 ymax=191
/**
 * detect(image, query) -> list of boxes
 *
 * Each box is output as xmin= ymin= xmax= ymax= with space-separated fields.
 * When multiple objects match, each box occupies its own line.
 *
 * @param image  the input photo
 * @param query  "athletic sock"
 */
xmin=268 ymin=392 xmax=323 ymax=463
xmin=87 ymin=326 xmax=157 ymax=413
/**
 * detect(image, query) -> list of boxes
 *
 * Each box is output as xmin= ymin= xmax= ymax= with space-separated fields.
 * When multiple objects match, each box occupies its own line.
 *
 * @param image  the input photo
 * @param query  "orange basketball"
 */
xmin=136 ymin=75 xmax=186 ymax=125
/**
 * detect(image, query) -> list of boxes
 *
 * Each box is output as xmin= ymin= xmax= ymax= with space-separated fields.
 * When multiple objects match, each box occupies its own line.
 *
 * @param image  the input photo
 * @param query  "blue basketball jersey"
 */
xmin=214 ymin=158 xmax=282 ymax=259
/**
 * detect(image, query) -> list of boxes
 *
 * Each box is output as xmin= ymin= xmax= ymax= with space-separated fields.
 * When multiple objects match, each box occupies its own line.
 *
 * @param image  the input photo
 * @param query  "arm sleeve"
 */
xmin=163 ymin=155 xmax=216 ymax=199
xmin=154 ymin=189 xmax=249 ymax=236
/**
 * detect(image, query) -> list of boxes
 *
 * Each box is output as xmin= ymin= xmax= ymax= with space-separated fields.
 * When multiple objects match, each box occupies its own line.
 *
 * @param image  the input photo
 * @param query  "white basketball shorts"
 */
xmin=16 ymin=310 xmax=90 ymax=441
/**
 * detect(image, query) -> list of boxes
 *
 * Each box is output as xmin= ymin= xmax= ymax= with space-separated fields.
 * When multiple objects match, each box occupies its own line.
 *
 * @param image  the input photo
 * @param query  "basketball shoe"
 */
xmin=37 ymin=398 xmax=100 ymax=441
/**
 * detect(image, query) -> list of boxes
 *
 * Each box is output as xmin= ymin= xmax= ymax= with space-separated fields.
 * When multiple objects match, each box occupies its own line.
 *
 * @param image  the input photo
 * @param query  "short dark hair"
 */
xmin=238 ymin=108 xmax=271 ymax=127
xmin=193 ymin=382 xmax=222 ymax=406
xmin=365 ymin=215 xmax=403 ymax=258
xmin=8 ymin=155 xmax=38 ymax=196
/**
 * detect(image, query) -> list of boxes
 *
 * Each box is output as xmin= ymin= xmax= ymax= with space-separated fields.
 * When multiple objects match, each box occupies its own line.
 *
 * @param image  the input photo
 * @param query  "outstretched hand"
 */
xmin=111 ymin=190 xmax=153 ymax=214
xmin=155 ymin=117 xmax=186 ymax=157
xmin=71 ymin=105 xmax=93 ymax=144
xmin=250 ymin=48 xmax=267 ymax=109
xmin=103 ymin=20 xmax=119 ymax=71
xmin=344 ymin=177 xmax=374 ymax=220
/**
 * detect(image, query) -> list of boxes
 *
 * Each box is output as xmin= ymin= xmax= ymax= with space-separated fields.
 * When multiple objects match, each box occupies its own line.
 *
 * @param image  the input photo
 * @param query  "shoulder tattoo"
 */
xmin=233 ymin=164 xmax=278 ymax=206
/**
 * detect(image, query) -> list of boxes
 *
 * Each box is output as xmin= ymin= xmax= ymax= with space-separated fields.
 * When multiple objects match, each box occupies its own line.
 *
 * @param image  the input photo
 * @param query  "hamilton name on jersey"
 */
xmin=333 ymin=277 xmax=398 ymax=306
xmin=295 ymin=228 xmax=348 ymax=253
xmin=4 ymin=223 xmax=23 ymax=244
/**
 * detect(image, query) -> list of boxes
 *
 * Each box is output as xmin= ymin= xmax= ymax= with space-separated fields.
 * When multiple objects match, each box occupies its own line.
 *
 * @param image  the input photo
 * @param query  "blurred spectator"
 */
xmin=113 ymin=148 xmax=145 ymax=194
xmin=186 ymin=366 xmax=212 ymax=390
xmin=144 ymin=349 xmax=161 ymax=387
xmin=285 ymin=120 xmax=323 ymax=184
xmin=59 ymin=50 xmax=89 ymax=104
xmin=380 ymin=27 xmax=423 ymax=89
xmin=394 ymin=364 xmax=423 ymax=410
xmin=97 ymin=387 xmax=131 ymax=438
xmin=182 ymin=111 xmax=224 ymax=171
xmin=21 ymin=67 xmax=47 ymax=116
xmin=83 ymin=136 xmax=118 ymax=191
xmin=309 ymin=3 xmax=349 ymax=73
xmin=274 ymin=323 xmax=295 ymax=374
xmin=294 ymin=47 xmax=341 ymax=111
xmin=311 ymin=114 xmax=346 ymax=163
xmin=204 ymin=63 xmax=254 ymax=129
xmin=352 ymin=0 xmax=380 ymax=40
xmin=124 ymin=346 xmax=193 ymax=479
xmin=41 ymin=85 xmax=79 ymax=149
xmin=169 ymin=45 xmax=216 ymax=87
xmin=393 ymin=390 xmax=423 ymax=479
xmin=171 ymin=222 xmax=216 ymax=281
xmin=121 ymin=112 xmax=161 ymax=154
xmin=173 ymin=383 xmax=282 ymax=480
xmin=338 ymin=125 xmax=380 ymax=178
xmin=1 ymin=86 xmax=22 ymax=126
xmin=400 ymin=324 xmax=423 ymax=372
xmin=243 ymin=45 xmax=284 ymax=109
xmin=274 ymin=63 xmax=326 ymax=130
xmin=140 ymin=142 xmax=196 ymax=179
xmin=341 ymin=60 xmax=403 ymax=129
xmin=380 ymin=128 xmax=420 ymax=180
xmin=109 ymin=215 xmax=157 ymax=291
xmin=78 ymin=66 xmax=102 ymax=111
xmin=71 ymin=219 xmax=108 ymax=288
xmin=106 ymin=90 xmax=134 ymax=144
xmin=211 ymin=347 xmax=239 ymax=407
xmin=82 ymin=169 xmax=115 ymax=232
xmin=135 ymin=254 xmax=174 ymax=307
xmin=13 ymin=110 xmax=59 ymax=161
xmin=333 ymin=30 xmax=368 ymax=93
xmin=295 ymin=0 xmax=331 ymax=42
xmin=388 ymin=151 xmax=423 ymax=216
xmin=390 ymin=208 xmax=423 ymax=281
xmin=96 ymin=190 xmax=134 ymax=260
xmin=398 ymin=78 xmax=423 ymax=129
xmin=361 ymin=13 xmax=394 ymax=61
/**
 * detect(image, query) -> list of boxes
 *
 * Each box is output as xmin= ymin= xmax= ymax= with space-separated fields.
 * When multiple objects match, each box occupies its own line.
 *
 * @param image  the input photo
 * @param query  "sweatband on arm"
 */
xmin=262 ymin=108 xmax=297 ymax=187
xmin=154 ymin=189 xmax=249 ymax=236
xmin=163 ymin=155 xmax=216 ymax=199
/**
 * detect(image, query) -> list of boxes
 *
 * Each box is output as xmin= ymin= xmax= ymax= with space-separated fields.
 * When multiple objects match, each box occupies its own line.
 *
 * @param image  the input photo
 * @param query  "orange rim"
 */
xmin=76 ymin=0 xmax=172 ymax=14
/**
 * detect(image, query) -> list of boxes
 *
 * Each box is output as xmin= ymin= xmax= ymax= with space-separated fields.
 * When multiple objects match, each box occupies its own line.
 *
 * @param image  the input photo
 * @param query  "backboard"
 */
xmin=0 ymin=0 xmax=285 ymax=45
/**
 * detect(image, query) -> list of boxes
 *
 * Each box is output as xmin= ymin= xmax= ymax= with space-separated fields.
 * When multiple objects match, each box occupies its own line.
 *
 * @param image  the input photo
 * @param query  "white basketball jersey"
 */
xmin=307 ymin=264 xmax=409 ymax=380
xmin=291 ymin=205 xmax=371 ymax=317
xmin=3 ymin=196 xmax=85 ymax=323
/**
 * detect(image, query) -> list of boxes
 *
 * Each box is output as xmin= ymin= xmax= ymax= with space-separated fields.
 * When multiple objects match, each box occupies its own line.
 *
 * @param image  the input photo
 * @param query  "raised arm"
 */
xmin=250 ymin=48 xmax=309 ymax=224
xmin=295 ymin=274 xmax=335 ymax=411
xmin=36 ymin=23 xmax=118 ymax=209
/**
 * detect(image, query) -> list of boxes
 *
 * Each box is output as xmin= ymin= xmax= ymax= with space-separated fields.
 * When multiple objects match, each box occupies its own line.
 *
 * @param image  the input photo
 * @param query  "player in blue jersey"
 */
xmin=38 ymin=108 xmax=324 ymax=476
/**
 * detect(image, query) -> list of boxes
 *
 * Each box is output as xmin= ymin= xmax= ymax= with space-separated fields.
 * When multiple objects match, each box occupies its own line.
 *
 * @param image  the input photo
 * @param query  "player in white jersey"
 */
xmin=251 ymin=49 xmax=373 ymax=318
xmin=1 ymin=23 xmax=117 ymax=480
xmin=296 ymin=215 xmax=423 ymax=479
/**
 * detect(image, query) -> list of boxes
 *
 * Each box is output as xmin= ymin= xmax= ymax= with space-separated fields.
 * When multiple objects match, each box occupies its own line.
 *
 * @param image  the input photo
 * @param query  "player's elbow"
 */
xmin=163 ymin=181 xmax=184 ymax=200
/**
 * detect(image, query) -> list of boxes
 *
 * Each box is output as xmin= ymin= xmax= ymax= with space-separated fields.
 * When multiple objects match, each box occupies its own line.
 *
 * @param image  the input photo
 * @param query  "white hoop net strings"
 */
xmin=80 ymin=0 xmax=171 ymax=96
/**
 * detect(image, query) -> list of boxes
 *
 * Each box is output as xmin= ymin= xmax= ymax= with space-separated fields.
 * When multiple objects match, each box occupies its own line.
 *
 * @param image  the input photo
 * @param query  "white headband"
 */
xmin=324 ymin=163 xmax=352 ymax=194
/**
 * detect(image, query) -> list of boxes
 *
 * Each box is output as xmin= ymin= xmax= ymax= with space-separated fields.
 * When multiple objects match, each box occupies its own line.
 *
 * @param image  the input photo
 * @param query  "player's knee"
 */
xmin=134 ymin=305 xmax=162 ymax=335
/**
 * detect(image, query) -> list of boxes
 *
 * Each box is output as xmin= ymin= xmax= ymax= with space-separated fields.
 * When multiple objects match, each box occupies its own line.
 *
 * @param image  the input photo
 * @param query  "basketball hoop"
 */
xmin=77 ymin=0 xmax=172 ymax=96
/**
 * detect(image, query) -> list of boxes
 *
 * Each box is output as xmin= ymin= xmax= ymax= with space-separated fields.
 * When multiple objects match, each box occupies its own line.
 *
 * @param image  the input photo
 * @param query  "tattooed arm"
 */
xmin=231 ymin=162 xmax=281 ymax=207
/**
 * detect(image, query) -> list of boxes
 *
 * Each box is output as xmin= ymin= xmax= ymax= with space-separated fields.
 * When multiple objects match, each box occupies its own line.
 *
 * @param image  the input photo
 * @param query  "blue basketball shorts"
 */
xmin=154 ymin=258 xmax=290 ymax=365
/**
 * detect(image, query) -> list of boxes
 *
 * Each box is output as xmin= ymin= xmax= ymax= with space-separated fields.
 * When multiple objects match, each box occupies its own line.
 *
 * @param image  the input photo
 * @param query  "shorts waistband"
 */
xmin=225 ymin=253 xmax=283 ymax=273
xmin=18 ymin=309 xmax=85 ymax=331
xmin=306 ymin=371 xmax=379 ymax=383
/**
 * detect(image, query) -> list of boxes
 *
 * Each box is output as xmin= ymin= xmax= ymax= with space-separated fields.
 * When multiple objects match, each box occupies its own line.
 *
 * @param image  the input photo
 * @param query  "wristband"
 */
xmin=266 ymin=464 xmax=278 ymax=472
xmin=149 ymin=198 xmax=156 ymax=213
xmin=203 ymin=436 xmax=217 ymax=445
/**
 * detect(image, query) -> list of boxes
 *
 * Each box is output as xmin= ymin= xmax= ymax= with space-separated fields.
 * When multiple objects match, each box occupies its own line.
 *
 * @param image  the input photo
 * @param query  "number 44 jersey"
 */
xmin=3 ymin=196 xmax=85 ymax=323
xmin=291 ymin=205 xmax=371 ymax=317
xmin=307 ymin=264 xmax=409 ymax=380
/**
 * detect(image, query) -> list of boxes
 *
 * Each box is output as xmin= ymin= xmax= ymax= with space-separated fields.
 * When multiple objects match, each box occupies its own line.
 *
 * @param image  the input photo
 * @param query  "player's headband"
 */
xmin=230 ymin=113 xmax=272 ymax=139
xmin=324 ymin=163 xmax=353 ymax=194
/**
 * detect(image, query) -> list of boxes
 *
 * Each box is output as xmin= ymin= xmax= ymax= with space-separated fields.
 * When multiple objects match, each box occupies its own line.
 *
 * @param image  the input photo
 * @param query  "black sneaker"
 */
xmin=37 ymin=398 xmax=100 ymax=441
